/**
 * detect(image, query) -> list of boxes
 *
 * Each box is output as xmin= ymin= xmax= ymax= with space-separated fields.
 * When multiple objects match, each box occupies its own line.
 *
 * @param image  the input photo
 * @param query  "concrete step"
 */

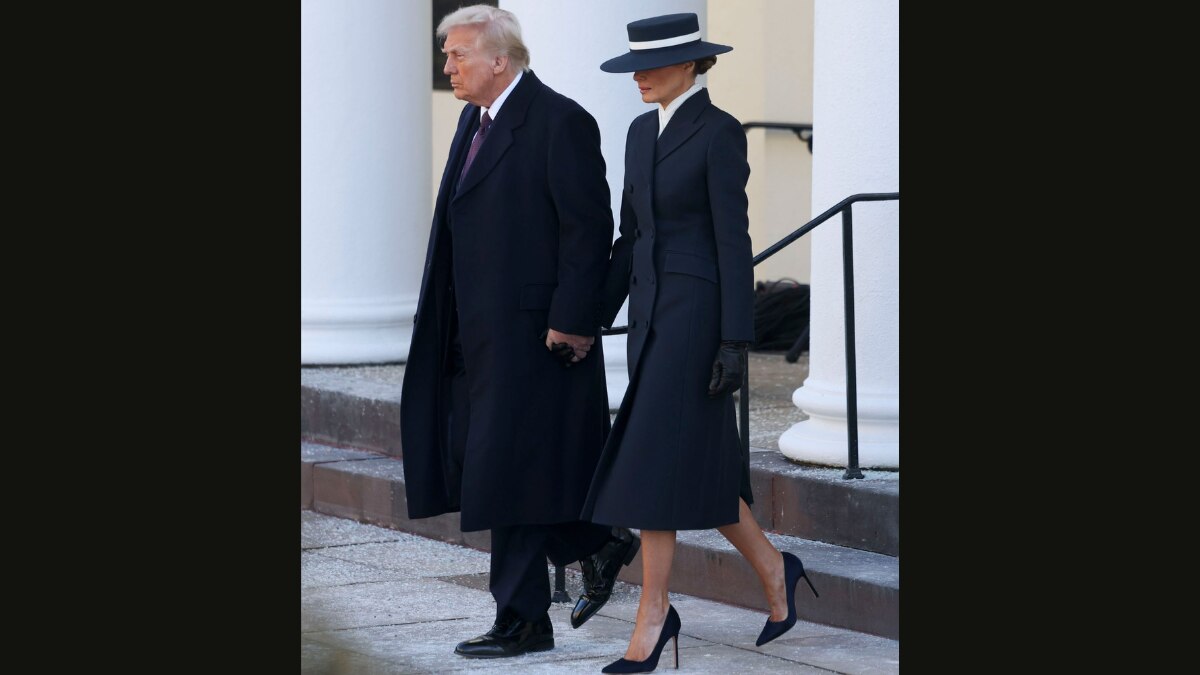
xmin=302 ymin=441 xmax=899 ymax=640
xmin=301 ymin=361 xmax=898 ymax=557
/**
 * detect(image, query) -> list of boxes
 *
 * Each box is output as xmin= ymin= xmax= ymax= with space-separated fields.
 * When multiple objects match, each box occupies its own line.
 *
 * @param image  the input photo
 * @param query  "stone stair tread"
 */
xmin=301 ymin=364 xmax=405 ymax=402
xmin=303 ymin=375 xmax=899 ymax=554
xmin=674 ymin=528 xmax=898 ymax=588
xmin=749 ymin=453 xmax=899 ymax=496
xmin=301 ymin=441 xmax=898 ymax=639
xmin=301 ymin=442 xmax=381 ymax=463
xmin=303 ymin=441 xmax=894 ymax=582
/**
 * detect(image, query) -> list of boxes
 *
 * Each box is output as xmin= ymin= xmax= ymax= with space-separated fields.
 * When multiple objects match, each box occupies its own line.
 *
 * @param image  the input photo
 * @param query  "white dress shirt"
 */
xmin=482 ymin=70 xmax=524 ymax=124
xmin=658 ymin=82 xmax=703 ymax=138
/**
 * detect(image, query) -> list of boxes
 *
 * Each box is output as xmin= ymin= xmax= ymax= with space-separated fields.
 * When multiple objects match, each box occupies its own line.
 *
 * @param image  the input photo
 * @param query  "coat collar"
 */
xmin=453 ymin=70 xmax=542 ymax=200
xmin=655 ymin=87 xmax=710 ymax=164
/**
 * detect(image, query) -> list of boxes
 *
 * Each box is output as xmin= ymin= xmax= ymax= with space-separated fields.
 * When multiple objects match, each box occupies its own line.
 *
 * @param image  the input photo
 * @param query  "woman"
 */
xmin=580 ymin=13 xmax=818 ymax=673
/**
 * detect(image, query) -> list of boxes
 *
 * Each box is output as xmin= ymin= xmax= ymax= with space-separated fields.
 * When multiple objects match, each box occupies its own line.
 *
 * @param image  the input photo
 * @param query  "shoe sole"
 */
xmin=454 ymin=639 xmax=555 ymax=659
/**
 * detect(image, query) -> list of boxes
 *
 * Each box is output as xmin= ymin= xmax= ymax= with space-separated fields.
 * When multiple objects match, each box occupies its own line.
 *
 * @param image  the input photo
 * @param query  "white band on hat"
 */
xmin=629 ymin=31 xmax=701 ymax=51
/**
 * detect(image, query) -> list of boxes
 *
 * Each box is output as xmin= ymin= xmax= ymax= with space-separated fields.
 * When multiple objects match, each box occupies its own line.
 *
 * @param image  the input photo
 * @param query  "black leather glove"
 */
xmin=707 ymin=341 xmax=749 ymax=397
xmin=550 ymin=341 xmax=576 ymax=367
xmin=540 ymin=329 xmax=577 ymax=368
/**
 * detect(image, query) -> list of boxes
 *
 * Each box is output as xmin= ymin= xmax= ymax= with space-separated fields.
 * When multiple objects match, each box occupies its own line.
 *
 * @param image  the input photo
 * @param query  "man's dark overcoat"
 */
xmin=401 ymin=71 xmax=614 ymax=532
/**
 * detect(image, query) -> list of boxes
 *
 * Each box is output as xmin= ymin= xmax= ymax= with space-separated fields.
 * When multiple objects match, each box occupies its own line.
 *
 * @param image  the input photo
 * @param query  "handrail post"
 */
xmin=841 ymin=206 xmax=864 ymax=479
xmin=551 ymin=562 xmax=570 ymax=603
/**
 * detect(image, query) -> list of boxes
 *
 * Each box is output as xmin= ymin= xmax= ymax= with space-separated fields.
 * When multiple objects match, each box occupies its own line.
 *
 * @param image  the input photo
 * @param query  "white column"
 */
xmin=708 ymin=0 xmax=815 ymax=287
xmin=778 ymin=0 xmax=899 ymax=468
xmin=502 ymin=0 xmax=706 ymax=408
xmin=301 ymin=0 xmax=431 ymax=363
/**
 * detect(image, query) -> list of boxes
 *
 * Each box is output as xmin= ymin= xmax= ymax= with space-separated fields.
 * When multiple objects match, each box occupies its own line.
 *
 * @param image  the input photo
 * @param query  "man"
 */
xmin=400 ymin=5 xmax=640 ymax=659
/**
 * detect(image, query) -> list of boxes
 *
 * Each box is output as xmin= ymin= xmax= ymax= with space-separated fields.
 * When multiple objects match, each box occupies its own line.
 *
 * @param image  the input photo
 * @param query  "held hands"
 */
xmin=542 ymin=328 xmax=596 ymax=368
xmin=548 ymin=341 xmax=575 ymax=366
xmin=707 ymin=341 xmax=750 ymax=397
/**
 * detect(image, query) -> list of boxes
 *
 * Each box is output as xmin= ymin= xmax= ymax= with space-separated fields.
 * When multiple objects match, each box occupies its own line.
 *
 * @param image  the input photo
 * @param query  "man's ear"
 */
xmin=493 ymin=53 xmax=509 ymax=74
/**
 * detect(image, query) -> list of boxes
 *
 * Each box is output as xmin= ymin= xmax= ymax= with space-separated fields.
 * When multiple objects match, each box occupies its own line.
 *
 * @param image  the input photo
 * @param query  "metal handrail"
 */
xmin=750 ymin=192 xmax=899 ymax=478
xmin=601 ymin=192 xmax=900 ymax=480
xmin=741 ymin=122 xmax=813 ymax=153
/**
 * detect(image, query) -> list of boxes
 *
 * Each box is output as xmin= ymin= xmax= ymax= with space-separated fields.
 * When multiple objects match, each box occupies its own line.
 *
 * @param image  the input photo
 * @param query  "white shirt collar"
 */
xmin=658 ymin=83 xmax=703 ymax=138
xmin=482 ymin=70 xmax=523 ymax=123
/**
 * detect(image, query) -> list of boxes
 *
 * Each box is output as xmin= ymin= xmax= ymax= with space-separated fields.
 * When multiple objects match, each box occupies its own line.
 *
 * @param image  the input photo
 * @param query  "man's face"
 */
xmin=442 ymin=25 xmax=496 ymax=107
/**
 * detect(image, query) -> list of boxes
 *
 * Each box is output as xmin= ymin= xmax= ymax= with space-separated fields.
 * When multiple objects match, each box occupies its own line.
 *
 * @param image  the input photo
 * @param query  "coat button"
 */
xmin=635 ymin=229 xmax=641 ymax=238
xmin=632 ymin=275 xmax=638 ymax=285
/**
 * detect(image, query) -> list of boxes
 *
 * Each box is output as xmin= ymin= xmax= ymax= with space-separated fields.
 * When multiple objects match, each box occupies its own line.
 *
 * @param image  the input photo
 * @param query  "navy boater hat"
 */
xmin=600 ymin=13 xmax=733 ymax=73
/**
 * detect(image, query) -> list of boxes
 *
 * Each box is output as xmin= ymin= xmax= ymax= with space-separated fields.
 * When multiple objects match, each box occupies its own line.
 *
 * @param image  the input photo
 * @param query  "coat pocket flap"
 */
xmin=664 ymin=251 xmax=718 ymax=283
xmin=519 ymin=283 xmax=556 ymax=309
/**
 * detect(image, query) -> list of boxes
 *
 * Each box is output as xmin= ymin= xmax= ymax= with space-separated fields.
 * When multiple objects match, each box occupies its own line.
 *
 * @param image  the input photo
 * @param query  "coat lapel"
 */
xmin=452 ymin=71 xmax=540 ymax=201
xmin=441 ymin=106 xmax=479 ymax=203
xmin=655 ymin=88 xmax=710 ymax=165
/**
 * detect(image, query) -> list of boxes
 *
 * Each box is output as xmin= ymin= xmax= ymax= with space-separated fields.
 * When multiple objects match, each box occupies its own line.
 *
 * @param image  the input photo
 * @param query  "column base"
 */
xmin=778 ymin=378 xmax=899 ymax=469
xmin=301 ymin=297 xmax=416 ymax=364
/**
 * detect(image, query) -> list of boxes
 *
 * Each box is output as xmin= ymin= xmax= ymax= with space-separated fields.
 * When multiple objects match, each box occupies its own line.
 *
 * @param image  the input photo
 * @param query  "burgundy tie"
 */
xmin=459 ymin=111 xmax=492 ymax=183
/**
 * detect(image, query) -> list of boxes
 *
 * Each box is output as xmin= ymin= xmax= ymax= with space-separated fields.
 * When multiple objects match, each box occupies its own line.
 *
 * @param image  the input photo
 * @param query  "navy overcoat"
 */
xmin=401 ymin=71 xmax=614 ymax=532
xmin=581 ymin=89 xmax=755 ymax=531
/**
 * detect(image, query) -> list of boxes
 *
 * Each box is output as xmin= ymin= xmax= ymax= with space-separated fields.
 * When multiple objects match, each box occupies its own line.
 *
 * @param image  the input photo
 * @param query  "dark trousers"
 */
xmin=445 ymin=308 xmax=610 ymax=622
xmin=490 ymin=522 xmax=611 ymax=621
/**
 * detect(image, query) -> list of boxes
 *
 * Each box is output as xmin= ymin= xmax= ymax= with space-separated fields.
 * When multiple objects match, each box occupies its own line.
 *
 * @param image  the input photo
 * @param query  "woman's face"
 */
xmin=632 ymin=62 xmax=695 ymax=108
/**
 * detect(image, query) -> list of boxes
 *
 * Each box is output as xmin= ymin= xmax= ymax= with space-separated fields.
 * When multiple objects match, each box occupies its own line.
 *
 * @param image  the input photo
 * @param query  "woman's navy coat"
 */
xmin=400 ymin=71 xmax=614 ymax=532
xmin=582 ymin=88 xmax=755 ymax=531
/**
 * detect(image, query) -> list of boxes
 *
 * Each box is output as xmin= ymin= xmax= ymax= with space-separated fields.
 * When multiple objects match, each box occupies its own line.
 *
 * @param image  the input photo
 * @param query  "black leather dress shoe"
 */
xmin=571 ymin=528 xmax=641 ymax=628
xmin=454 ymin=611 xmax=555 ymax=658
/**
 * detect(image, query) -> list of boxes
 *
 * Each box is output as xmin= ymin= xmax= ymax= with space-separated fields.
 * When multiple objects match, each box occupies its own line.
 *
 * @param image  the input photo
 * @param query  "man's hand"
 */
xmin=545 ymin=328 xmax=595 ymax=366
xmin=707 ymin=341 xmax=749 ymax=397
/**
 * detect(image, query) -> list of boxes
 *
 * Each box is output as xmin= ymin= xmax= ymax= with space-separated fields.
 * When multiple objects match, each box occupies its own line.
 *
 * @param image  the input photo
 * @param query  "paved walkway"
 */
xmin=302 ymin=511 xmax=900 ymax=674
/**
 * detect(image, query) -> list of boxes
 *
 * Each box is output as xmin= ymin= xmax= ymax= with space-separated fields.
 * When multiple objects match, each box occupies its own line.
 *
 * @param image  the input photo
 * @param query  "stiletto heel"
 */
xmin=755 ymin=551 xmax=818 ymax=647
xmin=601 ymin=605 xmax=682 ymax=673
xmin=801 ymin=570 xmax=818 ymax=598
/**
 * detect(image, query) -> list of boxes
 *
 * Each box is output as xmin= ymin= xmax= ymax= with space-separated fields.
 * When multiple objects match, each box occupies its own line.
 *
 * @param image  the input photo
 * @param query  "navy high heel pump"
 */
xmin=755 ymin=551 xmax=819 ymax=646
xmin=602 ymin=605 xmax=681 ymax=673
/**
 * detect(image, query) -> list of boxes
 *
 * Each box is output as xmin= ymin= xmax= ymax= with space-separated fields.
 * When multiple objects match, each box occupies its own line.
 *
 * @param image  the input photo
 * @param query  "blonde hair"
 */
xmin=436 ymin=5 xmax=530 ymax=71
